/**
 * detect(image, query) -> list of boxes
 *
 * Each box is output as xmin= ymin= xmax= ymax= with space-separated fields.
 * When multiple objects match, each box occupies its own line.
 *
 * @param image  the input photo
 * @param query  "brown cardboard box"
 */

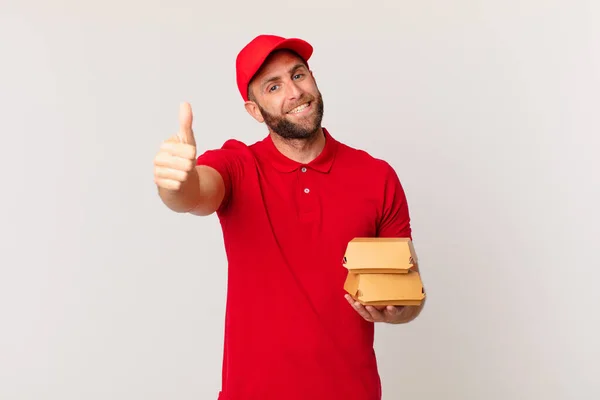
xmin=342 ymin=237 xmax=418 ymax=273
xmin=343 ymin=238 xmax=425 ymax=306
xmin=343 ymin=270 xmax=425 ymax=306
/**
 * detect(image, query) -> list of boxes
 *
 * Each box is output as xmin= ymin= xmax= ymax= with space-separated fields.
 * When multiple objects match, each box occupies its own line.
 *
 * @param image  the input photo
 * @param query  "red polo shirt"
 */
xmin=196 ymin=128 xmax=412 ymax=400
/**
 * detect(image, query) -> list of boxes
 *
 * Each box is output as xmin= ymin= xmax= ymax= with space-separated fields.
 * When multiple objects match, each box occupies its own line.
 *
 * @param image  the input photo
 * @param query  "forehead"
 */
xmin=253 ymin=50 xmax=307 ymax=82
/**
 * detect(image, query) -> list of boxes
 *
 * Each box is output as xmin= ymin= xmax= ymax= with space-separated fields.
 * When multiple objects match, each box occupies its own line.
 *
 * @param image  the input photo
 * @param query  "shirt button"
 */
xmin=301 ymin=167 xmax=307 ymax=173
xmin=304 ymin=188 xmax=310 ymax=194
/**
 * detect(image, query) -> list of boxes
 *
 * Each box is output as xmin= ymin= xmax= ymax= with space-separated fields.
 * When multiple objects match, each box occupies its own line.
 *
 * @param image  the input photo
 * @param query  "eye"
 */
xmin=268 ymin=85 xmax=279 ymax=92
xmin=293 ymin=73 xmax=304 ymax=80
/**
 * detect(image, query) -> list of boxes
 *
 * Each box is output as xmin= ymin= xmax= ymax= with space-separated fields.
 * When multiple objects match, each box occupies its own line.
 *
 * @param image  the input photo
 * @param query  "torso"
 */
xmin=211 ymin=130 xmax=396 ymax=400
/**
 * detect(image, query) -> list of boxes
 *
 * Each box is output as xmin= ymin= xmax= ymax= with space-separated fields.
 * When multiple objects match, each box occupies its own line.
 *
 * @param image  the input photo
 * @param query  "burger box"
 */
xmin=343 ymin=270 xmax=425 ymax=306
xmin=342 ymin=237 xmax=418 ymax=274
xmin=343 ymin=238 xmax=425 ymax=306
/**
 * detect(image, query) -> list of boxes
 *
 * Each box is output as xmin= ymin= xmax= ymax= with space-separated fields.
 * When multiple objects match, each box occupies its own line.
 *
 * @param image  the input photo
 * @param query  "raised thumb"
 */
xmin=178 ymin=102 xmax=195 ymax=145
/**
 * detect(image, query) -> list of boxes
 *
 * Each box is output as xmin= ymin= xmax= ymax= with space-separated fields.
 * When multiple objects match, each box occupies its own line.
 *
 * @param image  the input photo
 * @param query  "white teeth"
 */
xmin=288 ymin=103 xmax=309 ymax=114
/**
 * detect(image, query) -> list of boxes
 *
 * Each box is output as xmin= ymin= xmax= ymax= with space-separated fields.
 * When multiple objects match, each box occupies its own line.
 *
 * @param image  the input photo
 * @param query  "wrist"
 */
xmin=158 ymin=169 xmax=201 ymax=213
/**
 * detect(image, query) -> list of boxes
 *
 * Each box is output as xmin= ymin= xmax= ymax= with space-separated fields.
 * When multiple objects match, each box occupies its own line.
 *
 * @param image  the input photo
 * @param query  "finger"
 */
xmin=154 ymin=166 xmax=189 ymax=182
xmin=160 ymin=141 xmax=196 ymax=161
xmin=154 ymin=151 xmax=195 ymax=171
xmin=344 ymin=294 xmax=355 ymax=305
xmin=351 ymin=301 xmax=375 ymax=322
xmin=365 ymin=306 xmax=385 ymax=322
xmin=345 ymin=295 xmax=374 ymax=321
xmin=178 ymin=102 xmax=195 ymax=144
xmin=154 ymin=177 xmax=182 ymax=191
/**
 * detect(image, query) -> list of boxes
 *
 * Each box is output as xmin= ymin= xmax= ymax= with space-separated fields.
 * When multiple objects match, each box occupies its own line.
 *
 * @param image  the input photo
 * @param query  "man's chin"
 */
xmin=272 ymin=125 xmax=320 ymax=140
xmin=263 ymin=109 xmax=323 ymax=140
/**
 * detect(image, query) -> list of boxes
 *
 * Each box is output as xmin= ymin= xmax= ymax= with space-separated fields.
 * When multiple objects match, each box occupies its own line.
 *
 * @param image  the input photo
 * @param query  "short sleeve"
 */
xmin=376 ymin=162 xmax=412 ymax=240
xmin=196 ymin=139 xmax=247 ymax=213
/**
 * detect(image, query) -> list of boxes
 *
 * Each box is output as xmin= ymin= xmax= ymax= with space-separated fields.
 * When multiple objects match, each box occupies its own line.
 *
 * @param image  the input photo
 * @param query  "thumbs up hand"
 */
xmin=177 ymin=101 xmax=196 ymax=146
xmin=154 ymin=102 xmax=198 ymax=191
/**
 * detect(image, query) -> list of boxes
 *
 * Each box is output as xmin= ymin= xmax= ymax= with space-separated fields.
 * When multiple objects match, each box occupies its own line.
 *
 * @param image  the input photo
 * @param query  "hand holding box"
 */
xmin=343 ymin=238 xmax=425 ymax=306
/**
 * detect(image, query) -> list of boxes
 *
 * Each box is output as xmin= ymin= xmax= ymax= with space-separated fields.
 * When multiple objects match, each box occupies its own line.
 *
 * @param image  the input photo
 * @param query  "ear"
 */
xmin=244 ymin=101 xmax=265 ymax=123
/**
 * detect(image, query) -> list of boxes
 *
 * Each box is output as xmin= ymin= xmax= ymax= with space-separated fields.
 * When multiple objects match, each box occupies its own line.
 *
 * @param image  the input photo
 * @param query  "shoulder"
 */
xmin=217 ymin=138 xmax=252 ymax=152
xmin=199 ymin=138 xmax=256 ymax=161
xmin=218 ymin=137 xmax=270 ymax=155
xmin=335 ymin=139 xmax=397 ymax=176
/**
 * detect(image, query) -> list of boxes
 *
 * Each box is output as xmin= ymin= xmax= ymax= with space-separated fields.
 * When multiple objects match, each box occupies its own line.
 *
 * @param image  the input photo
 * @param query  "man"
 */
xmin=153 ymin=34 xmax=425 ymax=400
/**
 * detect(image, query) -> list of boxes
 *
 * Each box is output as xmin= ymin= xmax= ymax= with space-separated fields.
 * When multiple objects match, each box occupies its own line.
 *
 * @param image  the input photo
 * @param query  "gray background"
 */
xmin=1 ymin=1 xmax=599 ymax=399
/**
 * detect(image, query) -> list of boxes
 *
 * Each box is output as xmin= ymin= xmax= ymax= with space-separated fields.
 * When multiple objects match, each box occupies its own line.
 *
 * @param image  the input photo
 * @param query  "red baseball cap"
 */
xmin=236 ymin=34 xmax=313 ymax=102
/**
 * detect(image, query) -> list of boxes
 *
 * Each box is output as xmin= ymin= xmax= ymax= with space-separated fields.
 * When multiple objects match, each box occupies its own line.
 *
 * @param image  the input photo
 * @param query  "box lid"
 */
xmin=343 ymin=237 xmax=417 ymax=273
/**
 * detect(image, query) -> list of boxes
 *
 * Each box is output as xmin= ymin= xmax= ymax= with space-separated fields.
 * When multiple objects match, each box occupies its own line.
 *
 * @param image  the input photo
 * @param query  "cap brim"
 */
xmin=272 ymin=38 xmax=313 ymax=63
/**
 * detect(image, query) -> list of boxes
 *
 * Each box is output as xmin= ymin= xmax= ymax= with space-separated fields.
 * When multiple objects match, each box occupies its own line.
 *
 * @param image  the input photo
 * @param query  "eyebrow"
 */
xmin=260 ymin=63 xmax=306 ymax=89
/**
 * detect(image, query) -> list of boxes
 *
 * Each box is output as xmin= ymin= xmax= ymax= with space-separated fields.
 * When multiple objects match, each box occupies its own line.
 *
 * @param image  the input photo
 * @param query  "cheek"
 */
xmin=261 ymin=97 xmax=285 ymax=116
xmin=302 ymin=80 xmax=319 ymax=95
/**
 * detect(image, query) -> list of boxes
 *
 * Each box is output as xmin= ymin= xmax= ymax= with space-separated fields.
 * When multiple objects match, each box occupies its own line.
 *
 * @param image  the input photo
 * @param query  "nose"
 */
xmin=286 ymin=80 xmax=303 ymax=100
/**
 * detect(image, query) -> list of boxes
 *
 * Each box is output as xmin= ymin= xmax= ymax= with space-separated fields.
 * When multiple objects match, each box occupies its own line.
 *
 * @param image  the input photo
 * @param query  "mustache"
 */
xmin=285 ymin=94 xmax=316 ymax=113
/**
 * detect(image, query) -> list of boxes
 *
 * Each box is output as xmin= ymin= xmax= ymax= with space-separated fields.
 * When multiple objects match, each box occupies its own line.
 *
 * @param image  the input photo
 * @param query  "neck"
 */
xmin=270 ymin=127 xmax=326 ymax=164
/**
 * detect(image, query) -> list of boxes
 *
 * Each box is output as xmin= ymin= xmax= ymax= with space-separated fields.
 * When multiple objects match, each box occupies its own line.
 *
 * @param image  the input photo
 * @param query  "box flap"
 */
xmin=343 ymin=237 xmax=417 ymax=273
xmin=343 ymin=271 xmax=360 ymax=298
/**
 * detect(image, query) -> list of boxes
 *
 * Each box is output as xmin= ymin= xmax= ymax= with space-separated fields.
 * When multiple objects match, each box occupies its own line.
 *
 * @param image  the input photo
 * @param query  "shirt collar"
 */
xmin=261 ymin=127 xmax=338 ymax=174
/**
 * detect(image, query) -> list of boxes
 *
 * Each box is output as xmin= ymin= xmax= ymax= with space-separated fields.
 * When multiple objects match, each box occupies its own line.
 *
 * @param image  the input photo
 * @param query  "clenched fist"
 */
xmin=154 ymin=102 xmax=198 ymax=191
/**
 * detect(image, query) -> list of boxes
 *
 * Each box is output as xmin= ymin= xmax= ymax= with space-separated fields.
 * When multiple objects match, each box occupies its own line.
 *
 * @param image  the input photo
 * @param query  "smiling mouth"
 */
xmin=287 ymin=102 xmax=311 ymax=114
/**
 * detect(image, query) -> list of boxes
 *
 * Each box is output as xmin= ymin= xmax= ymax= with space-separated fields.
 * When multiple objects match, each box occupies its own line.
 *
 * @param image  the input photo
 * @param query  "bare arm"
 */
xmin=390 ymin=297 xmax=426 ymax=324
xmin=157 ymin=165 xmax=225 ymax=216
xmin=154 ymin=102 xmax=225 ymax=217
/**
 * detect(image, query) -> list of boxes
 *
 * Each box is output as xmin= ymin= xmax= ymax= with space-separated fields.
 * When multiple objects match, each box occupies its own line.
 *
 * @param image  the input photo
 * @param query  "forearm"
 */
xmin=158 ymin=165 xmax=224 ymax=215
xmin=158 ymin=168 xmax=202 ymax=213
xmin=390 ymin=298 xmax=426 ymax=324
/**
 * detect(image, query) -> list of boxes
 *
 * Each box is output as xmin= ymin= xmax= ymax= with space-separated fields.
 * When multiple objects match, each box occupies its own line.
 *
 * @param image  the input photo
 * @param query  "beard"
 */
xmin=257 ymin=92 xmax=324 ymax=140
